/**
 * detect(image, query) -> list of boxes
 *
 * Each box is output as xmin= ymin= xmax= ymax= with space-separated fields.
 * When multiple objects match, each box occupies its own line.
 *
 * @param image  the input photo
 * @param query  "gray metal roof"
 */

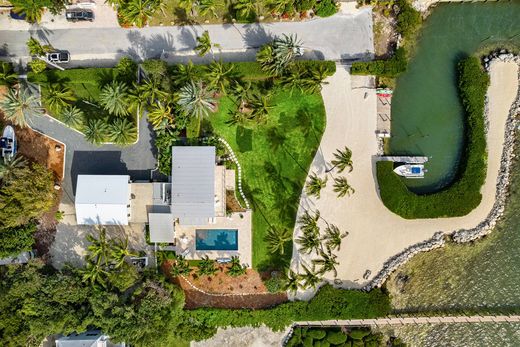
xmin=148 ymin=213 xmax=174 ymax=243
xmin=171 ymin=146 xmax=215 ymax=224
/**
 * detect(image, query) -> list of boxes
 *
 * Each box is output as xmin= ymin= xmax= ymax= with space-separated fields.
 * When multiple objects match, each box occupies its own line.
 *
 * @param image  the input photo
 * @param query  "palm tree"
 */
xmin=197 ymin=255 xmax=217 ymax=276
xmin=305 ymin=172 xmax=327 ymax=199
xmin=99 ymin=81 xmax=130 ymax=117
xmin=170 ymin=255 xmax=191 ymax=277
xmin=281 ymin=69 xmax=305 ymax=94
xmin=109 ymin=237 xmax=136 ymax=268
xmin=61 ymin=106 xmax=84 ymax=128
xmin=322 ymin=224 xmax=347 ymax=251
xmin=108 ymin=118 xmax=137 ymax=145
xmin=137 ymin=79 xmax=168 ymax=105
xmin=0 ymin=155 xmax=27 ymax=182
xmin=177 ymin=80 xmax=215 ymax=119
xmin=206 ymin=61 xmax=234 ymax=94
xmin=300 ymin=263 xmax=321 ymax=289
xmin=333 ymin=176 xmax=355 ymax=198
xmin=84 ymin=119 xmax=109 ymax=145
xmin=328 ymin=146 xmax=353 ymax=173
xmin=0 ymin=87 xmax=43 ymax=127
xmin=227 ymin=256 xmax=247 ymax=277
xmin=86 ymin=228 xmax=111 ymax=266
xmin=313 ymin=248 xmax=339 ymax=277
xmin=272 ymin=34 xmax=303 ymax=73
xmin=195 ymin=31 xmax=219 ymax=57
xmin=11 ymin=0 xmax=46 ymax=23
xmin=282 ymin=269 xmax=301 ymax=293
xmin=147 ymin=101 xmax=174 ymax=130
xmin=81 ymin=261 xmax=108 ymax=288
xmin=233 ymin=0 xmax=257 ymax=20
xmin=0 ymin=62 xmax=18 ymax=86
xmin=172 ymin=60 xmax=199 ymax=87
xmin=44 ymin=83 xmax=76 ymax=113
xmin=297 ymin=210 xmax=320 ymax=235
xmin=264 ymin=227 xmax=292 ymax=255
xmin=296 ymin=229 xmax=321 ymax=255
xmin=310 ymin=64 xmax=330 ymax=86
xmin=120 ymin=0 xmax=156 ymax=27
xmin=248 ymin=93 xmax=272 ymax=124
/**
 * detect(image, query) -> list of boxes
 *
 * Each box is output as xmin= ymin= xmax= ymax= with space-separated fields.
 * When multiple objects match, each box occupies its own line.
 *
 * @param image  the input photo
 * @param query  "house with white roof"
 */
xmin=75 ymin=175 xmax=131 ymax=225
xmin=55 ymin=330 xmax=125 ymax=347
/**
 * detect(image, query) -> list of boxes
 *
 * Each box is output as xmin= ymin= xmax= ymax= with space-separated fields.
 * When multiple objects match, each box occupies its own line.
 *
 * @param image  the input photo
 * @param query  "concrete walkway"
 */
xmin=0 ymin=8 xmax=373 ymax=67
xmin=290 ymin=61 xmax=519 ymax=296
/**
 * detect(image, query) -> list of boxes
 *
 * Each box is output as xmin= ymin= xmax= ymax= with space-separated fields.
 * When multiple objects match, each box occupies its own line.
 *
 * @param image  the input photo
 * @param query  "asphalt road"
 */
xmin=0 ymin=10 xmax=373 ymax=66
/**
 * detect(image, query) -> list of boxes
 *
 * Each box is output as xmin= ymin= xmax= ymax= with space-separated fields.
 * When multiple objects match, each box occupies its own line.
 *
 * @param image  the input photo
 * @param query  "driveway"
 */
xmin=0 ymin=8 xmax=373 ymax=66
xmin=28 ymin=113 xmax=159 ymax=206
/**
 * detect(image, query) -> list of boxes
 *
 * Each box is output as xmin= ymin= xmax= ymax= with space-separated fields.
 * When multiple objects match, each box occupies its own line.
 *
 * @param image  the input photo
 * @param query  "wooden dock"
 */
xmin=378 ymin=156 xmax=429 ymax=164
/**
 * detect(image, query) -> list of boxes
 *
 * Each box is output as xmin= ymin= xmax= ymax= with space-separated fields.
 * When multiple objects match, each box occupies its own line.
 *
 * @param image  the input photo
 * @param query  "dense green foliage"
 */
xmin=351 ymin=47 xmax=407 ymax=77
xmin=172 ymin=285 xmax=391 ymax=341
xmin=377 ymin=57 xmax=489 ymax=218
xmin=0 ymin=224 xmax=36 ymax=258
xmin=0 ymin=261 xmax=185 ymax=346
xmin=394 ymin=0 xmax=422 ymax=38
xmin=286 ymin=326 xmax=405 ymax=347
xmin=0 ymin=63 xmax=17 ymax=86
xmin=314 ymin=0 xmax=338 ymax=17
xmin=0 ymin=162 xmax=56 ymax=229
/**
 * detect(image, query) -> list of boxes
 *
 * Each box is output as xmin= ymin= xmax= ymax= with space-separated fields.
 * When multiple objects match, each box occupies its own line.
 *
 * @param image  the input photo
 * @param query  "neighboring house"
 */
xmin=55 ymin=330 xmax=125 ymax=347
xmin=75 ymin=175 xmax=131 ymax=225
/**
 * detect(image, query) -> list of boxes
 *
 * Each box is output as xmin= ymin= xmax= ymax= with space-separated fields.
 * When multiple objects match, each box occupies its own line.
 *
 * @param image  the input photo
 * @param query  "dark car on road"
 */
xmin=46 ymin=51 xmax=70 ymax=63
xmin=65 ymin=9 xmax=94 ymax=22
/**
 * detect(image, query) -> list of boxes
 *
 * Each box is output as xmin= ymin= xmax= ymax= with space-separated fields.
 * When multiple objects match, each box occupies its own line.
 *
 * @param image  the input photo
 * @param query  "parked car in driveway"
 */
xmin=65 ymin=9 xmax=94 ymax=22
xmin=9 ymin=10 xmax=26 ymax=20
xmin=46 ymin=51 xmax=70 ymax=63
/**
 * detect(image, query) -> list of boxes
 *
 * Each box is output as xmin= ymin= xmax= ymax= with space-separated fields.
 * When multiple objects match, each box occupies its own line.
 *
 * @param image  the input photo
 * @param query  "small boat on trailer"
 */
xmin=393 ymin=164 xmax=426 ymax=178
xmin=0 ymin=125 xmax=16 ymax=160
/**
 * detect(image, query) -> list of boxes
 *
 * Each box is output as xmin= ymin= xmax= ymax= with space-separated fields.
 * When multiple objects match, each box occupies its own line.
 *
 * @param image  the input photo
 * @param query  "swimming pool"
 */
xmin=195 ymin=229 xmax=238 ymax=251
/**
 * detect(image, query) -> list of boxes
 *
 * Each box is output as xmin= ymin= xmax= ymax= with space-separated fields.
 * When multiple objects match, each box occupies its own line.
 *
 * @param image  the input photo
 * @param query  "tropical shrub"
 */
xmin=44 ymin=83 xmax=76 ymax=113
xmin=296 ymin=0 xmax=316 ymax=12
xmin=0 ymin=62 xmax=17 ymax=86
xmin=108 ymin=118 xmax=138 ymax=144
xmin=0 ymin=223 xmax=36 ymax=258
xmin=28 ymin=59 xmax=47 ymax=74
xmin=115 ymin=57 xmax=138 ymax=84
xmin=314 ymin=0 xmax=338 ymax=17
xmin=377 ymin=57 xmax=488 ymax=218
xmin=351 ymin=47 xmax=407 ymax=77
xmin=84 ymin=119 xmax=110 ymax=145
xmin=99 ymin=80 xmax=130 ymax=117
xmin=61 ymin=106 xmax=85 ymax=128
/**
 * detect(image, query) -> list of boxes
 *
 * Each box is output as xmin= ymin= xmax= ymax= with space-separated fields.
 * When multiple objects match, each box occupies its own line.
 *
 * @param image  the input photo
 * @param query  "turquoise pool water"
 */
xmin=195 ymin=229 xmax=239 ymax=251
xmin=389 ymin=1 xmax=520 ymax=193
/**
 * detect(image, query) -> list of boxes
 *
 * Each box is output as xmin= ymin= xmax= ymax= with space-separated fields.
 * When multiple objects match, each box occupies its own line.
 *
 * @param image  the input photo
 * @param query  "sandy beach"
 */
xmin=290 ymin=61 xmax=519 ymax=295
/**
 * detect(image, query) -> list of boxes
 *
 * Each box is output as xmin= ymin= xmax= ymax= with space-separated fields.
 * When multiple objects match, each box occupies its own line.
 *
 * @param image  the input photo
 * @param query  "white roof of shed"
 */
xmin=171 ymin=146 xmax=215 ymax=225
xmin=148 ymin=213 xmax=174 ymax=243
xmin=75 ymin=175 xmax=130 ymax=225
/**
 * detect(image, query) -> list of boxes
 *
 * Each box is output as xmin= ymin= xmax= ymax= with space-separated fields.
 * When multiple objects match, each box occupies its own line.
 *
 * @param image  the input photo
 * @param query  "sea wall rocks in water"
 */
xmin=364 ymin=54 xmax=520 ymax=291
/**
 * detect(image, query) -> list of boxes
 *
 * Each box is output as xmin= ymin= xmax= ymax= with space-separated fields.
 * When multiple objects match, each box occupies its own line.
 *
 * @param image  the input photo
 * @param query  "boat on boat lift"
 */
xmin=393 ymin=164 xmax=426 ymax=178
xmin=0 ymin=125 xmax=16 ymax=160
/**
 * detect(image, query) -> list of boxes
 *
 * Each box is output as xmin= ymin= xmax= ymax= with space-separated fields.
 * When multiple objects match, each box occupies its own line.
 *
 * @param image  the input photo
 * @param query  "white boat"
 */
xmin=393 ymin=164 xmax=426 ymax=178
xmin=0 ymin=125 xmax=16 ymax=160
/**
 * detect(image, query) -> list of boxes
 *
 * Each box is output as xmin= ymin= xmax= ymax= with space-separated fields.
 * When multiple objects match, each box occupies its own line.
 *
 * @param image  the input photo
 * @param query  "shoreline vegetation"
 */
xmin=376 ymin=56 xmax=488 ymax=218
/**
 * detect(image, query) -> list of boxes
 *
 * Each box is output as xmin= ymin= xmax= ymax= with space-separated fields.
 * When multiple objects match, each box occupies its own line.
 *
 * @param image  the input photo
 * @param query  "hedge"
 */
xmin=172 ymin=285 xmax=391 ymax=341
xmin=351 ymin=47 xmax=407 ymax=77
xmin=377 ymin=56 xmax=489 ymax=218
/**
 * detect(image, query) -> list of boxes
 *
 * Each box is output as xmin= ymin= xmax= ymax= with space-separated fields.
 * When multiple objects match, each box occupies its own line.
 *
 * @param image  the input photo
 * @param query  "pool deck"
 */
xmin=173 ymin=211 xmax=253 ymax=267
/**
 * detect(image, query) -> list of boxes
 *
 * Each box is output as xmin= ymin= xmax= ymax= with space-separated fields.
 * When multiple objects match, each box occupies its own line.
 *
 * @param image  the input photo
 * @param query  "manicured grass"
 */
xmin=377 ymin=57 xmax=489 ymax=218
xmin=209 ymin=85 xmax=326 ymax=270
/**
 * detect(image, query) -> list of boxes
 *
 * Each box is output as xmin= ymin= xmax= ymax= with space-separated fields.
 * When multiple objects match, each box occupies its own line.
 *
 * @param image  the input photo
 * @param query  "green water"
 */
xmin=390 ymin=1 xmax=520 ymax=193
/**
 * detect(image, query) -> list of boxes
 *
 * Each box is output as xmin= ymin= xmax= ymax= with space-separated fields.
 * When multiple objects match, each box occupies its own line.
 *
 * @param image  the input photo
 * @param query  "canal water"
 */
xmin=389 ymin=1 xmax=520 ymax=193
xmin=385 ymin=2 xmax=520 ymax=344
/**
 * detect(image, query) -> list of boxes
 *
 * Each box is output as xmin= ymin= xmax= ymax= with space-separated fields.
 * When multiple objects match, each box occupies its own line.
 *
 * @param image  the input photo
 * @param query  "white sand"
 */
xmin=291 ymin=61 xmax=519 ymax=295
xmin=191 ymin=325 xmax=289 ymax=347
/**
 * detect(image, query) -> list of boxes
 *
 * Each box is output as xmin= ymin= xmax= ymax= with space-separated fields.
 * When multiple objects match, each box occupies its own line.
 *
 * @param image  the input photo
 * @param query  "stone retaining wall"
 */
xmin=364 ymin=53 xmax=520 ymax=291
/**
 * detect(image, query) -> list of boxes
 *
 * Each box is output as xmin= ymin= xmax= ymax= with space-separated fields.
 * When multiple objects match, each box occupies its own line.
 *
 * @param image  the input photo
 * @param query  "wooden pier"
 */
xmin=378 ymin=156 xmax=429 ymax=164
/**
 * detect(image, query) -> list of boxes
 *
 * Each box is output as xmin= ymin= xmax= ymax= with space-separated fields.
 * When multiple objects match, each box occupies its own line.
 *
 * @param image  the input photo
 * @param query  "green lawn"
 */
xmin=208 ymin=88 xmax=326 ymax=270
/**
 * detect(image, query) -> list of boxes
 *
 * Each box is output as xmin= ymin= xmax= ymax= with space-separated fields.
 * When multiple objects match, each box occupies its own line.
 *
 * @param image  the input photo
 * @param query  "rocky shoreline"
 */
xmin=363 ymin=53 xmax=520 ymax=291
